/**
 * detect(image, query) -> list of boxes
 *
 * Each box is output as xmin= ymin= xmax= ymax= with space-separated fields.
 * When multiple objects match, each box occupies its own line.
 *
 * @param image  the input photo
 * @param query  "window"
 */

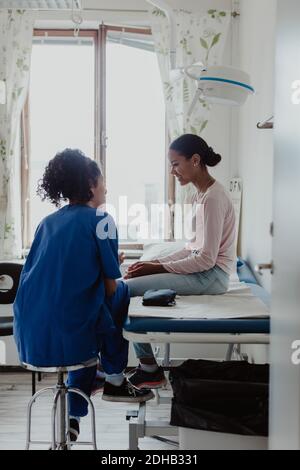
xmin=24 ymin=27 xmax=168 ymax=248
xmin=106 ymin=30 xmax=166 ymax=243
xmin=28 ymin=32 xmax=95 ymax=241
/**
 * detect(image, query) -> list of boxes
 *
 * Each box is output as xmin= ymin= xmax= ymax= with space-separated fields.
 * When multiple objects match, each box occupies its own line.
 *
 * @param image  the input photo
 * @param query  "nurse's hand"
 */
xmin=104 ymin=278 xmax=117 ymax=297
xmin=124 ymin=262 xmax=167 ymax=279
xmin=118 ymin=251 xmax=125 ymax=265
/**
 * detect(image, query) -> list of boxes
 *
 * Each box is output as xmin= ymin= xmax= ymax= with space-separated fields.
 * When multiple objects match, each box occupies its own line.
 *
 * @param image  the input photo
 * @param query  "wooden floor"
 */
xmin=0 ymin=372 xmax=177 ymax=451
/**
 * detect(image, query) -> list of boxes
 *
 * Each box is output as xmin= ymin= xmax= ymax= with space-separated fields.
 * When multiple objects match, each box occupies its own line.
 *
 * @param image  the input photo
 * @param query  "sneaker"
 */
xmin=128 ymin=366 xmax=167 ymax=390
xmin=69 ymin=418 xmax=80 ymax=442
xmin=102 ymin=379 xmax=154 ymax=403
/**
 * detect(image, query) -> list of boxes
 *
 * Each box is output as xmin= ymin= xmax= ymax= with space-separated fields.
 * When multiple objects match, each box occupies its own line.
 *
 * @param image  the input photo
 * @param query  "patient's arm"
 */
xmin=104 ymin=278 xmax=117 ymax=297
xmin=157 ymin=248 xmax=190 ymax=264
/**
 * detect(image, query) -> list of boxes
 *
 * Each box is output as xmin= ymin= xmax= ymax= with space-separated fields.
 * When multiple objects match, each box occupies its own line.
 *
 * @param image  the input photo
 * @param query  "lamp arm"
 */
xmin=187 ymin=88 xmax=204 ymax=117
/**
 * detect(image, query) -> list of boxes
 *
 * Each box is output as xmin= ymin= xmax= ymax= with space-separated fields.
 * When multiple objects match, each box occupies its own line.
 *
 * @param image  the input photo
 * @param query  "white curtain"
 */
xmin=0 ymin=10 xmax=34 ymax=259
xmin=151 ymin=7 xmax=230 ymax=139
xmin=150 ymin=7 xmax=230 ymax=238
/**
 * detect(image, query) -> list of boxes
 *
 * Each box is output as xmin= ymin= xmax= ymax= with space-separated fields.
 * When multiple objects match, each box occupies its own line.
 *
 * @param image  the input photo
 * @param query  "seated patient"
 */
xmin=13 ymin=149 xmax=153 ymax=441
xmin=125 ymin=134 xmax=236 ymax=391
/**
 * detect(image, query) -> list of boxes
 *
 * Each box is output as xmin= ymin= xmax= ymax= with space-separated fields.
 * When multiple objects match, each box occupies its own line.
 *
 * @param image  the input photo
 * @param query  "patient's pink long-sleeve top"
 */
xmin=158 ymin=181 xmax=236 ymax=275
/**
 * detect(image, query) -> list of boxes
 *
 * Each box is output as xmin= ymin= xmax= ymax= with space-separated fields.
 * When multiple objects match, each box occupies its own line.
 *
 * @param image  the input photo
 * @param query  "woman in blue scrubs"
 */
xmin=13 ymin=149 xmax=153 ymax=441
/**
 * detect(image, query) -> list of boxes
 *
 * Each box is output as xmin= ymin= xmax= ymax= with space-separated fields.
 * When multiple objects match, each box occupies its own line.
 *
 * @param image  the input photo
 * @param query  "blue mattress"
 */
xmin=124 ymin=260 xmax=270 ymax=335
xmin=124 ymin=317 xmax=270 ymax=334
xmin=237 ymin=257 xmax=258 ymax=284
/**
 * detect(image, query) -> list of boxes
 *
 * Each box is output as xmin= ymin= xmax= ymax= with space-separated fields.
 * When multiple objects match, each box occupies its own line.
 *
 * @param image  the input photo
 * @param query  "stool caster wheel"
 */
xmin=57 ymin=444 xmax=68 ymax=450
xmin=49 ymin=444 xmax=69 ymax=450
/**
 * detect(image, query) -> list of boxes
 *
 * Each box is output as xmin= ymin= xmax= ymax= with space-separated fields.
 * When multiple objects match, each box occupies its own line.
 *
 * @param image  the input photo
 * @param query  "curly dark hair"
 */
xmin=37 ymin=149 xmax=101 ymax=207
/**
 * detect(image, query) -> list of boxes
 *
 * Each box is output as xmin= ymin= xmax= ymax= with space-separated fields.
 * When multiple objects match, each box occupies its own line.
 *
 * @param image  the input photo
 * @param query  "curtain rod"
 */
xmin=81 ymin=9 xmax=149 ymax=13
xmin=34 ymin=8 xmax=241 ymax=17
xmin=78 ymin=8 xmax=240 ymax=16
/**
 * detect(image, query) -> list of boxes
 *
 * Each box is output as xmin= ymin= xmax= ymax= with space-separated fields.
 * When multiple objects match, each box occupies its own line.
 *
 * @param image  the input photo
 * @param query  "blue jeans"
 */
xmin=125 ymin=266 xmax=229 ymax=359
xmin=68 ymin=281 xmax=130 ymax=417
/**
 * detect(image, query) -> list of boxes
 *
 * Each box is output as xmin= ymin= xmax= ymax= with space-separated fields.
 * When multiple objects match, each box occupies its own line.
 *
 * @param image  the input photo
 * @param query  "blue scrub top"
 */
xmin=13 ymin=205 xmax=121 ymax=367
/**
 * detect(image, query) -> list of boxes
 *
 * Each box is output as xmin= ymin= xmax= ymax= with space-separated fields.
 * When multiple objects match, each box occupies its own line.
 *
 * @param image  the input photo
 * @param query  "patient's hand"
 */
xmin=125 ymin=261 xmax=151 ymax=276
xmin=126 ymin=259 xmax=160 ymax=272
xmin=124 ymin=262 xmax=166 ymax=279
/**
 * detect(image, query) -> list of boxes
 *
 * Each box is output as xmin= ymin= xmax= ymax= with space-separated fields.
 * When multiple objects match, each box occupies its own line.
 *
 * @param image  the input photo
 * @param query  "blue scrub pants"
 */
xmin=68 ymin=281 xmax=130 ymax=417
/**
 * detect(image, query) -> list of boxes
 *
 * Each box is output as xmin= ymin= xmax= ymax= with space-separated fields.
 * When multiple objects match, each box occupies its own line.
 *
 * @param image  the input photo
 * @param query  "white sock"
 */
xmin=140 ymin=363 xmax=158 ymax=373
xmin=96 ymin=369 xmax=106 ymax=379
xmin=105 ymin=372 xmax=124 ymax=387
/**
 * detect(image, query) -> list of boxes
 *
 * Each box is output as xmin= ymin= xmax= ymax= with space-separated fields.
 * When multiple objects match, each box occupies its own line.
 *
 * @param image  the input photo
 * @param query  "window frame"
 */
xmin=22 ymin=26 xmax=174 ymax=252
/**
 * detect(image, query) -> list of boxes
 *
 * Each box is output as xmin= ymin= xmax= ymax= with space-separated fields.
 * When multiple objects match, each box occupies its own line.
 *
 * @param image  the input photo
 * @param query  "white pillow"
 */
xmin=140 ymin=241 xmax=185 ymax=261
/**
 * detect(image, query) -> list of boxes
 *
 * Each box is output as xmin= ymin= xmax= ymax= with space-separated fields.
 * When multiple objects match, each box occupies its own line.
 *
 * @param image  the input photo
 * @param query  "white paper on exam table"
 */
xmin=129 ymin=281 xmax=270 ymax=320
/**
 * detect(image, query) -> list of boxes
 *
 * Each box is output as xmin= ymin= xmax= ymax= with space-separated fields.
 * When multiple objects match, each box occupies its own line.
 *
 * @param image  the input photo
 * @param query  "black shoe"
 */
xmin=102 ymin=379 xmax=154 ymax=403
xmin=128 ymin=366 xmax=167 ymax=390
xmin=69 ymin=418 xmax=80 ymax=442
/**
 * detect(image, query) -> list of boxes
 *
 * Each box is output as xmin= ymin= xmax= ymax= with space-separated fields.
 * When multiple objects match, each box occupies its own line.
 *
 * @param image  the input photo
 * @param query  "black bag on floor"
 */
xmin=169 ymin=359 xmax=269 ymax=437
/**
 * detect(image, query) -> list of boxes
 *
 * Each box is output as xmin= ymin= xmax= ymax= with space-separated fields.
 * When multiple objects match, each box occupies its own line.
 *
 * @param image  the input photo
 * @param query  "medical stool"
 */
xmin=22 ymin=360 xmax=98 ymax=450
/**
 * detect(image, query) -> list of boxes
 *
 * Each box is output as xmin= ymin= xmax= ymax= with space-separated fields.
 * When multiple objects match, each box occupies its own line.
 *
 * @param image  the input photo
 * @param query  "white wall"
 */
xmin=237 ymin=0 xmax=277 ymax=364
xmin=237 ymin=0 xmax=277 ymax=293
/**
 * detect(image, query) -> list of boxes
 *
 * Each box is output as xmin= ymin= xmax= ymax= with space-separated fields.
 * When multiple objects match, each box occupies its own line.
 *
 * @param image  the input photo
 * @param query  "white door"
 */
xmin=269 ymin=0 xmax=300 ymax=450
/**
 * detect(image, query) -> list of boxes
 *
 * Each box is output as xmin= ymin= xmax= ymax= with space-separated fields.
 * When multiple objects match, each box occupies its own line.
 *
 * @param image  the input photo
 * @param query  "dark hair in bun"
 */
xmin=170 ymin=134 xmax=221 ymax=167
